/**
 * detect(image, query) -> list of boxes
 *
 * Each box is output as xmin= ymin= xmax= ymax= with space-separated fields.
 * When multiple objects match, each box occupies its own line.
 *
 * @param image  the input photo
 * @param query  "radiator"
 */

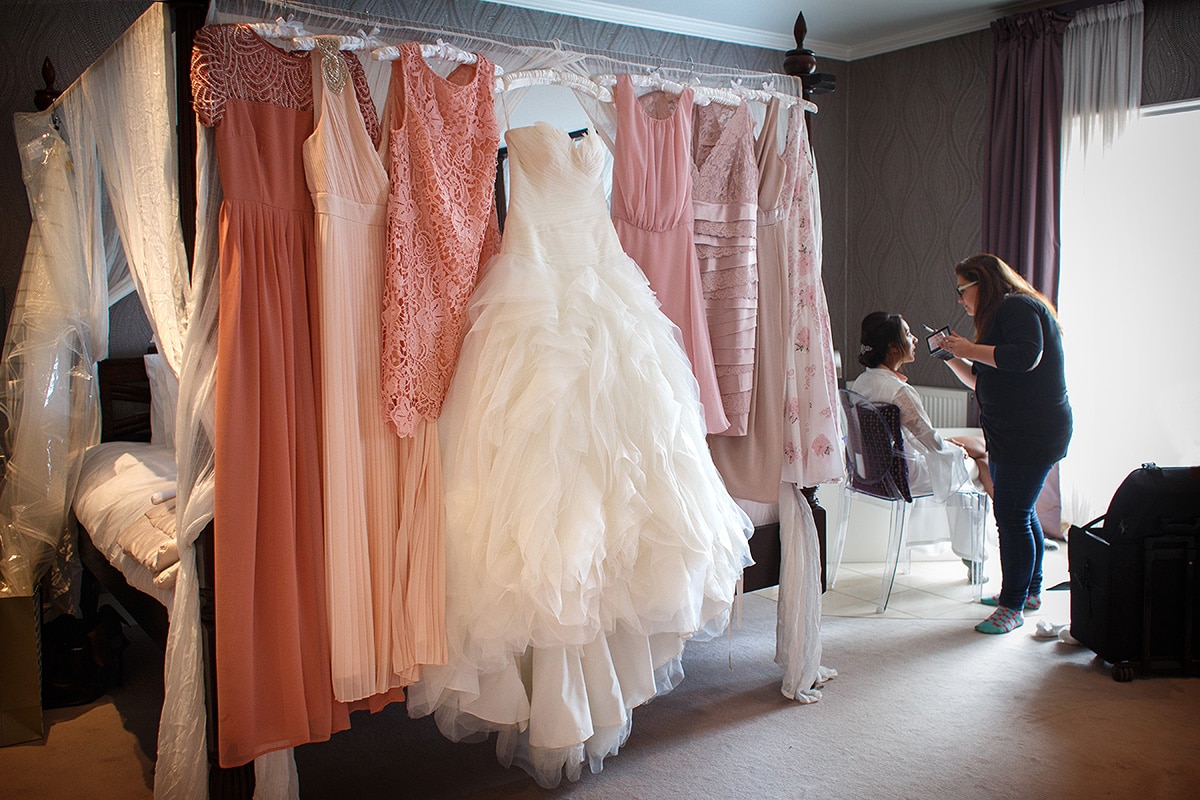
xmin=912 ymin=385 xmax=970 ymax=428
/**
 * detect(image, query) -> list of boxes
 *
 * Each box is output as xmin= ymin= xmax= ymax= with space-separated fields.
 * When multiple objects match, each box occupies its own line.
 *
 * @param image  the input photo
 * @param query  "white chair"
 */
xmin=829 ymin=389 xmax=987 ymax=612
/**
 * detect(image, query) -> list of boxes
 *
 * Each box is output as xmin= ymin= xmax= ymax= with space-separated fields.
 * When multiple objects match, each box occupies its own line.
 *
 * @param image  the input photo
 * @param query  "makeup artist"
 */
xmin=939 ymin=253 xmax=1072 ymax=635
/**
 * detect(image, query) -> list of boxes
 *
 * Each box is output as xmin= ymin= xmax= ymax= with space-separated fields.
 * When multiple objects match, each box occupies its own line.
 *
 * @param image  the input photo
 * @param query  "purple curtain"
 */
xmin=984 ymin=10 xmax=1072 ymax=305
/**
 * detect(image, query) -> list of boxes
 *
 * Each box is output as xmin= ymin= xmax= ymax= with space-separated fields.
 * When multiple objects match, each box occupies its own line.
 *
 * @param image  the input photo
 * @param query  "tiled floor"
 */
xmin=818 ymin=539 xmax=1072 ymax=622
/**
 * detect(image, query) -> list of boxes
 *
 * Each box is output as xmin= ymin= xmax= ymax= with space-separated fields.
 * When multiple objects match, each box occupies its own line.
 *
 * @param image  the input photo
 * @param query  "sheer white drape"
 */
xmin=1062 ymin=0 xmax=1143 ymax=153
xmin=0 ymin=3 xmax=188 ymax=598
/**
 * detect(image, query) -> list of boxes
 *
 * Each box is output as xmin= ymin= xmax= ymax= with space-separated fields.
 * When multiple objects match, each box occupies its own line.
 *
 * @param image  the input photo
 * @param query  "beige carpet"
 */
xmin=4 ymin=567 xmax=1198 ymax=799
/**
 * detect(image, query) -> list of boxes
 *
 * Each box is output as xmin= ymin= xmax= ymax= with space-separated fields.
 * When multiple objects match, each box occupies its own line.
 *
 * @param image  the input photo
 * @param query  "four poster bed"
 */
xmin=1 ymin=2 xmax=841 ymax=797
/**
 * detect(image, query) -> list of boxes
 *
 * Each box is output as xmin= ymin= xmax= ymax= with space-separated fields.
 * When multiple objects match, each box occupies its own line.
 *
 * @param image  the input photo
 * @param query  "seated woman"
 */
xmin=850 ymin=312 xmax=992 ymax=583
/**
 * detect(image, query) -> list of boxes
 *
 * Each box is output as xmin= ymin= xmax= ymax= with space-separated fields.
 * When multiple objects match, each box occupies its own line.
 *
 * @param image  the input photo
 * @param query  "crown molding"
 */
xmin=836 ymin=13 xmax=995 ymax=61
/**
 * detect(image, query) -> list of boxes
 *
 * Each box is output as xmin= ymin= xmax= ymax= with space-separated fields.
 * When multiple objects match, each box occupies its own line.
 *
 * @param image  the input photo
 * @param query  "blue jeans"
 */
xmin=989 ymin=460 xmax=1055 ymax=610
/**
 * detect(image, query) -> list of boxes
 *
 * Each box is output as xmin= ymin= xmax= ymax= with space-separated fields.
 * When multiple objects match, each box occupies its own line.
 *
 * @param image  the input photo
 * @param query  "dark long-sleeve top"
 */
xmin=972 ymin=294 xmax=1072 ymax=465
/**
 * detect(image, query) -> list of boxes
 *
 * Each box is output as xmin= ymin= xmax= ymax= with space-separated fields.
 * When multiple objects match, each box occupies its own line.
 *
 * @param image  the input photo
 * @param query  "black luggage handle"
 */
xmin=1161 ymin=519 xmax=1200 ymax=534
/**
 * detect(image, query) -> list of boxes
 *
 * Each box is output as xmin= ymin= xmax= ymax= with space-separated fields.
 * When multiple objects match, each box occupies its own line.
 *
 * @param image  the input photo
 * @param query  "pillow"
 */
xmin=143 ymin=353 xmax=179 ymax=449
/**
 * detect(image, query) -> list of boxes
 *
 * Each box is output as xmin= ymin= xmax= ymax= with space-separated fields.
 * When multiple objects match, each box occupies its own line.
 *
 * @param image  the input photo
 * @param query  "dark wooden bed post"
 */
xmin=784 ymin=10 xmax=837 ymax=591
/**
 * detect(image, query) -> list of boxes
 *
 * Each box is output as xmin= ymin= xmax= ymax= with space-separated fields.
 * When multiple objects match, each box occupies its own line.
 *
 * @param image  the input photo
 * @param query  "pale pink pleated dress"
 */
xmin=302 ymin=39 xmax=411 ymax=704
xmin=708 ymin=98 xmax=789 ymax=501
xmin=379 ymin=42 xmax=500 ymax=679
xmin=611 ymin=75 xmax=728 ymax=434
xmin=692 ymin=100 xmax=758 ymax=436
xmin=192 ymin=24 xmax=381 ymax=766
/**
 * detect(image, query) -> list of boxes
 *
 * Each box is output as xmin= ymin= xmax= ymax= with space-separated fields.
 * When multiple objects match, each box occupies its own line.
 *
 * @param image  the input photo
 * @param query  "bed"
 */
xmin=71 ymin=354 xmax=254 ymax=797
xmin=74 ymin=356 xmax=177 ymax=648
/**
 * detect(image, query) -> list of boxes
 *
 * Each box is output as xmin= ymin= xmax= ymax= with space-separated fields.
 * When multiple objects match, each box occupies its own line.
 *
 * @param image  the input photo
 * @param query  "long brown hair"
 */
xmin=955 ymin=254 xmax=1059 ymax=342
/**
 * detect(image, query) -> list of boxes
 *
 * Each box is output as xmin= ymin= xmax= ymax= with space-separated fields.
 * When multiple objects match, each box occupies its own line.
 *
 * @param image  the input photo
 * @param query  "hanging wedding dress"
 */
xmin=404 ymin=122 xmax=753 ymax=788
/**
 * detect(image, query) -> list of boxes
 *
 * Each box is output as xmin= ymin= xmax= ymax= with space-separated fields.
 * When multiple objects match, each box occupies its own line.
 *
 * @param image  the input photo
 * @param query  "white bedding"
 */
xmin=73 ymin=441 xmax=179 ymax=606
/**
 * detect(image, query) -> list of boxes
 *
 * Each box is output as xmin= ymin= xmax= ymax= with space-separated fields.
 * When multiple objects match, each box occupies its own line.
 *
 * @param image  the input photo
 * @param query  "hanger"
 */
xmin=246 ymin=15 xmax=310 ymax=39
xmin=728 ymin=79 xmax=818 ymax=114
xmin=496 ymin=68 xmax=612 ymax=103
xmin=372 ymin=38 xmax=503 ymax=76
xmin=284 ymin=26 xmax=385 ymax=52
xmin=592 ymin=72 xmax=741 ymax=107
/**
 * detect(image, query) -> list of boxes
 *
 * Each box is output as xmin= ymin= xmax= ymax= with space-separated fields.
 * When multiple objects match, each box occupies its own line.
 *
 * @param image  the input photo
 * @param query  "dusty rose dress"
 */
xmin=303 ymin=38 xmax=411 ymax=704
xmin=378 ymin=42 xmax=500 ymax=678
xmin=192 ymin=24 xmax=378 ymax=766
xmin=611 ymin=75 xmax=728 ymax=434
xmin=692 ymin=100 xmax=758 ymax=436
xmin=708 ymin=98 xmax=789 ymax=501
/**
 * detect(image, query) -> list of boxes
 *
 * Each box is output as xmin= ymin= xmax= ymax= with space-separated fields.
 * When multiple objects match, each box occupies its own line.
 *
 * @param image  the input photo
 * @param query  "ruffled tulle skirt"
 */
xmin=405 ymin=242 xmax=753 ymax=787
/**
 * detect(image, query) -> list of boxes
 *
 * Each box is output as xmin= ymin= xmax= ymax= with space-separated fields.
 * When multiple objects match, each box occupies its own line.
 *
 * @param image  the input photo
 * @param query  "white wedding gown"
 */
xmin=404 ymin=122 xmax=754 ymax=787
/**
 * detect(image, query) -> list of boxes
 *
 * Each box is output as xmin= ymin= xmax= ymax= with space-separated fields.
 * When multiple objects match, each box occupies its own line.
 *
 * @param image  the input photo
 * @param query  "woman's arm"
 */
xmin=944 ymin=354 xmax=977 ymax=389
xmin=941 ymin=333 xmax=996 ymax=368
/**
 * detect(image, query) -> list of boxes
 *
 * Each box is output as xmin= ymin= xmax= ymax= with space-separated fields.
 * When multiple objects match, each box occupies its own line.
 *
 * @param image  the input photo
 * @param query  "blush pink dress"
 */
xmin=610 ymin=75 xmax=728 ymax=434
xmin=692 ymin=100 xmax=758 ymax=436
xmin=191 ymin=24 xmax=380 ymax=766
xmin=302 ymin=38 xmax=411 ymax=705
xmin=378 ymin=42 xmax=501 ymax=679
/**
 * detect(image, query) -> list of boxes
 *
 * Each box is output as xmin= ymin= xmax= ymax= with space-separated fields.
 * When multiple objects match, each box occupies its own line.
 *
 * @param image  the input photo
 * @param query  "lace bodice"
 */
xmin=380 ymin=42 xmax=500 ymax=437
xmin=692 ymin=101 xmax=757 ymax=238
xmin=191 ymin=24 xmax=378 ymax=141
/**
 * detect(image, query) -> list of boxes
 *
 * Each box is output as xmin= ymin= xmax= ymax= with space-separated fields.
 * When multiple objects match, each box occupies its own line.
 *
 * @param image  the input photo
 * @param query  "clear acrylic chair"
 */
xmin=829 ymin=389 xmax=986 ymax=612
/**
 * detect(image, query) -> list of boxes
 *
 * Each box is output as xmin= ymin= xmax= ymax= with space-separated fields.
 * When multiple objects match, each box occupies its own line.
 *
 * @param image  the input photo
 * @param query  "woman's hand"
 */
xmin=940 ymin=332 xmax=973 ymax=359
xmin=948 ymin=435 xmax=987 ymax=459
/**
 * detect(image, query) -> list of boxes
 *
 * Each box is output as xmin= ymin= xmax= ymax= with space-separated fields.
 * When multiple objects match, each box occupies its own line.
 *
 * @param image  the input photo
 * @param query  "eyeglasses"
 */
xmin=955 ymin=280 xmax=979 ymax=297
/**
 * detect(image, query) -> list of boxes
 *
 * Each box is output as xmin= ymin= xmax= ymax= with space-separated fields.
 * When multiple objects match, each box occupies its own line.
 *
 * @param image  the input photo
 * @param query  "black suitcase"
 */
xmin=1069 ymin=463 xmax=1200 ymax=681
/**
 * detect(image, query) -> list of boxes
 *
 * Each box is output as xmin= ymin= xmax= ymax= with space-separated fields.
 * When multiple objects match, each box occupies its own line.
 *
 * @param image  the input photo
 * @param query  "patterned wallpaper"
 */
xmin=1142 ymin=0 xmax=1200 ymax=105
xmin=834 ymin=31 xmax=991 ymax=390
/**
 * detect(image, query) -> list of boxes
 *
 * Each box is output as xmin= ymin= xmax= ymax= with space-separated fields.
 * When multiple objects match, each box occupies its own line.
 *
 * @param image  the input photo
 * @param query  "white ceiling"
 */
xmin=482 ymin=0 xmax=1063 ymax=60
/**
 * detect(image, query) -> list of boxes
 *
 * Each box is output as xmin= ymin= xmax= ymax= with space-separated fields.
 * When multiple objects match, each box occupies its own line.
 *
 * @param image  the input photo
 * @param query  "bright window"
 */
xmin=1058 ymin=103 xmax=1200 ymax=522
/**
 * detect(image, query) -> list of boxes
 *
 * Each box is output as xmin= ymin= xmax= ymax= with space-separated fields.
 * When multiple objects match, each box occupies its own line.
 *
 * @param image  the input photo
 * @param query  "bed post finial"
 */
xmin=35 ymin=56 xmax=61 ymax=110
xmin=783 ymin=10 xmax=836 ymax=99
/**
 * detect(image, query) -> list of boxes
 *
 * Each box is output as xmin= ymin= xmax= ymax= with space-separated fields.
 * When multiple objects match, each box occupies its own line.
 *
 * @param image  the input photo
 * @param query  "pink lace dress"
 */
xmin=380 ymin=41 xmax=500 ymax=438
xmin=191 ymin=23 xmax=379 ymax=766
xmin=692 ymin=100 xmax=758 ymax=436
xmin=378 ymin=42 xmax=501 ymax=679
xmin=610 ymin=75 xmax=728 ymax=434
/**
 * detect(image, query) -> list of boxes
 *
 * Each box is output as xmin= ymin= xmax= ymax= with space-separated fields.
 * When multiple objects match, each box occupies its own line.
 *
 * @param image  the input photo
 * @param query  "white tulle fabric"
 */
xmin=0 ymin=3 xmax=187 ymax=595
xmin=404 ymin=123 xmax=753 ymax=787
